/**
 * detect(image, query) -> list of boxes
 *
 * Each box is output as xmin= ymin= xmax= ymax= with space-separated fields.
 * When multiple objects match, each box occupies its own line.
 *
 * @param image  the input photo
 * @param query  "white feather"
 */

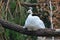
xmin=23 ymin=7 xmax=45 ymax=30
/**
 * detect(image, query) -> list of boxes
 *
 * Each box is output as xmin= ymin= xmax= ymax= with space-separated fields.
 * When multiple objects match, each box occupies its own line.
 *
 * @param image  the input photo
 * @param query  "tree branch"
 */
xmin=20 ymin=2 xmax=39 ymax=7
xmin=0 ymin=19 xmax=60 ymax=37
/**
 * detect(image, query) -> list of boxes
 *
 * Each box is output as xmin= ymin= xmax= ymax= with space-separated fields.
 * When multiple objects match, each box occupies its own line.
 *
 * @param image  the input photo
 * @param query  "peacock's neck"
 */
xmin=30 ymin=12 xmax=33 ymax=15
xmin=29 ymin=13 xmax=32 ymax=16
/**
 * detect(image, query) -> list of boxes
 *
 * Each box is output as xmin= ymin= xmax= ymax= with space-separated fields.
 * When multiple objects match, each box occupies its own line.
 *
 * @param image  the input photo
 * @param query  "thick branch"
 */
xmin=20 ymin=2 xmax=39 ymax=7
xmin=20 ymin=2 xmax=57 ymax=7
xmin=0 ymin=19 xmax=60 ymax=37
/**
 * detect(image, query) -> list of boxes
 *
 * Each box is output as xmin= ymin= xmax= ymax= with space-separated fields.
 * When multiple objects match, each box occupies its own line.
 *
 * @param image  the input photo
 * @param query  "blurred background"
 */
xmin=0 ymin=0 xmax=60 ymax=40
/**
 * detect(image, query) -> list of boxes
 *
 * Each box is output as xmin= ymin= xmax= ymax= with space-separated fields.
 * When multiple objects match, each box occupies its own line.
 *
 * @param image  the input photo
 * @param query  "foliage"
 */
xmin=30 ymin=0 xmax=37 ymax=3
xmin=1 ymin=0 xmax=52 ymax=40
xmin=1 ymin=0 xmax=37 ymax=40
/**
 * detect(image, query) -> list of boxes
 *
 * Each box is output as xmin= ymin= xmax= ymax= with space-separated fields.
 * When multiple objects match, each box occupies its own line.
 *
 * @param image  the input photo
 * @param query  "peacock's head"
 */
xmin=29 ymin=7 xmax=33 ymax=10
xmin=27 ymin=7 xmax=33 ymax=14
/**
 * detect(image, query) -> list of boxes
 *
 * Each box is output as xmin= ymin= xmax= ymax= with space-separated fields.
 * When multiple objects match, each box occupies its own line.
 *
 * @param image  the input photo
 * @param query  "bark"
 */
xmin=0 ymin=19 xmax=60 ymax=37
xmin=20 ymin=2 xmax=39 ymax=7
